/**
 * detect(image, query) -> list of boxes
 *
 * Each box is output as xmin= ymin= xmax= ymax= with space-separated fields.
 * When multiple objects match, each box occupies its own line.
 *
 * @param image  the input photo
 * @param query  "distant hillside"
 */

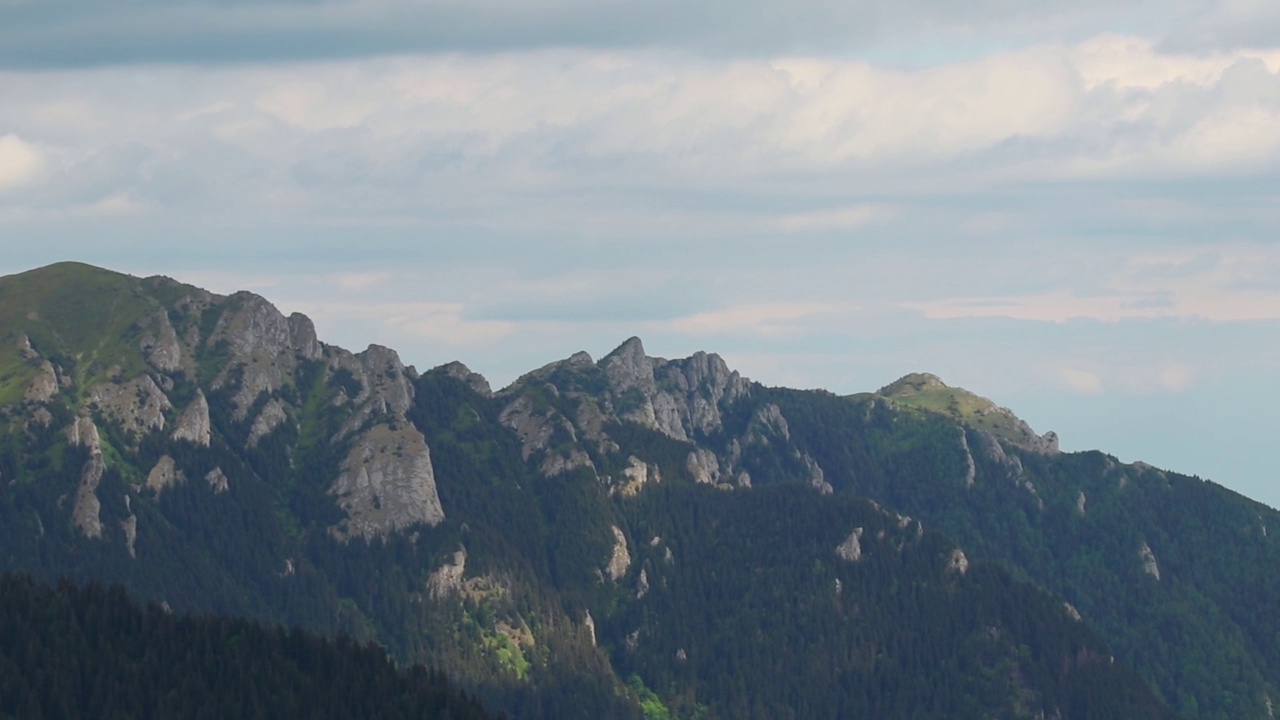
xmin=0 ymin=573 xmax=497 ymax=720
xmin=0 ymin=261 xmax=1260 ymax=718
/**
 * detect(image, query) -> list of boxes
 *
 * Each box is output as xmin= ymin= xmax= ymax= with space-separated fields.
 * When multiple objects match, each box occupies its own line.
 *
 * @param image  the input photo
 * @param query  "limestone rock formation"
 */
xmin=139 ymin=308 xmax=183 ymax=373
xmin=330 ymin=423 xmax=445 ymax=540
xmin=836 ymin=528 xmax=864 ymax=562
xmin=24 ymin=361 xmax=59 ymax=405
xmin=121 ymin=509 xmax=138 ymax=559
xmin=331 ymin=344 xmax=417 ymax=440
xmin=1139 ymin=542 xmax=1161 ymax=581
xmin=601 ymin=337 xmax=748 ymax=442
xmin=686 ymin=448 xmax=721 ymax=485
xmin=67 ymin=415 xmax=105 ymax=539
xmin=206 ymin=293 xmax=320 ymax=421
xmin=247 ymin=398 xmax=287 ymax=448
xmin=499 ymin=394 xmax=560 ymax=460
xmin=616 ymin=456 xmax=659 ymax=496
xmin=171 ymin=390 xmax=212 ymax=446
xmin=606 ymin=525 xmax=631 ymax=581
xmin=439 ymin=361 xmax=493 ymax=398
xmin=428 ymin=548 xmax=468 ymax=599
xmin=946 ymin=548 xmax=970 ymax=575
xmin=87 ymin=375 xmax=172 ymax=438
xmin=146 ymin=455 xmax=185 ymax=496
xmin=205 ymin=467 xmax=230 ymax=494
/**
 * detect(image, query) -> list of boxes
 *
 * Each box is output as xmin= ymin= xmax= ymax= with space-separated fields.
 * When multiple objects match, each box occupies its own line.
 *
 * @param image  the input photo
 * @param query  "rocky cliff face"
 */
xmin=330 ymin=423 xmax=445 ymax=540
xmin=0 ymin=265 xmax=443 ymax=548
xmin=493 ymin=337 xmax=779 ymax=494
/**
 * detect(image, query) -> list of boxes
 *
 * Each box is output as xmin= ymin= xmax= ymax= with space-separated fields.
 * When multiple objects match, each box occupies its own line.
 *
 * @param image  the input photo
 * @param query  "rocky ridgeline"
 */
xmin=0 ymin=266 xmax=1189 ymax=618
xmin=491 ymin=336 xmax=839 ymax=495
xmin=10 ymin=276 xmax=445 ymax=548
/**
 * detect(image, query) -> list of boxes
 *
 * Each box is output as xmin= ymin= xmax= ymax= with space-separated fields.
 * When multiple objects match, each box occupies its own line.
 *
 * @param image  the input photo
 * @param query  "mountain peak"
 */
xmin=877 ymin=372 xmax=1058 ymax=454
xmin=604 ymin=336 xmax=647 ymax=363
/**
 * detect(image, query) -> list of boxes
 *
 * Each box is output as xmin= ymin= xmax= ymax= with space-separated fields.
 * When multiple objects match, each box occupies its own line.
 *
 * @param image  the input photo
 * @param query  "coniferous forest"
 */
xmin=0 ymin=573 xmax=498 ymax=720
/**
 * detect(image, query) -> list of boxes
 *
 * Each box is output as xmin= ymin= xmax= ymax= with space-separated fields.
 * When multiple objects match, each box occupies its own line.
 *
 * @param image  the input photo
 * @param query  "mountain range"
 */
xmin=0 ymin=261 xmax=1275 ymax=719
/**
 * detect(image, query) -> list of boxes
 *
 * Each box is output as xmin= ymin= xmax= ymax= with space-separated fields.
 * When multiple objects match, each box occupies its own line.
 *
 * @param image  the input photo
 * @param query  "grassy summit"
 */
xmin=872 ymin=372 xmax=1054 ymax=450
xmin=0 ymin=262 xmax=202 ymax=406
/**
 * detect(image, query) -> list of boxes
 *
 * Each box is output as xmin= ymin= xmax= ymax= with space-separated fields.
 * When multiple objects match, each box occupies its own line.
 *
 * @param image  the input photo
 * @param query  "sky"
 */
xmin=2 ymin=0 xmax=1279 ymax=507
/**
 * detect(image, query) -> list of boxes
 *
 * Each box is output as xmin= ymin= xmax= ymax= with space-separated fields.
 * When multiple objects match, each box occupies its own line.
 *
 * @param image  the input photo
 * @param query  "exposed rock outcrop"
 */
xmin=332 ymin=344 xmax=416 ymax=440
xmin=1139 ymin=542 xmax=1161 ymax=581
xmin=946 ymin=548 xmax=970 ymax=575
xmin=836 ymin=528 xmax=864 ymax=562
xmin=959 ymin=428 xmax=976 ymax=488
xmin=247 ymin=398 xmax=287 ymax=448
xmin=139 ymin=308 xmax=183 ymax=373
xmin=686 ymin=448 xmax=721 ymax=485
xmin=804 ymin=454 xmax=832 ymax=495
xmin=171 ymin=390 xmax=211 ymax=447
xmin=206 ymin=294 xmax=320 ymax=421
xmin=67 ymin=415 xmax=105 ymax=539
xmin=205 ymin=467 xmax=230 ymax=494
xmin=330 ymin=423 xmax=445 ymax=540
xmin=146 ymin=455 xmax=185 ymax=496
xmin=439 ymin=361 xmax=493 ymax=397
xmin=499 ymin=395 xmax=556 ymax=462
xmin=121 ymin=507 xmax=138 ymax=559
xmin=87 ymin=375 xmax=172 ymax=438
xmin=606 ymin=525 xmax=631 ymax=581
xmin=616 ymin=456 xmax=659 ymax=496
xmin=541 ymin=446 xmax=594 ymax=477
xmin=584 ymin=610 xmax=597 ymax=647
xmin=601 ymin=338 xmax=748 ymax=442
xmin=428 ymin=548 xmax=468 ymax=599
xmin=24 ymin=361 xmax=59 ymax=405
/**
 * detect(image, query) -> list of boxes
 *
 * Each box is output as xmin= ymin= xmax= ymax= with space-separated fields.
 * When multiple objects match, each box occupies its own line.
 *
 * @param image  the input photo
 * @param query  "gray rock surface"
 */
xmin=247 ymin=398 xmax=287 ymax=448
xmin=88 ymin=375 xmax=172 ymax=438
xmin=171 ymin=390 xmax=212 ymax=446
xmin=330 ymin=423 xmax=445 ymax=540
xmin=439 ymin=361 xmax=493 ymax=397
xmin=121 ymin=510 xmax=138 ymax=559
xmin=836 ymin=527 xmax=864 ymax=562
xmin=24 ymin=361 xmax=59 ymax=404
xmin=146 ymin=455 xmax=185 ymax=496
xmin=139 ymin=309 xmax=183 ymax=373
xmin=499 ymin=395 xmax=556 ymax=461
xmin=428 ymin=548 xmax=467 ymax=599
xmin=606 ymin=525 xmax=631 ymax=581
xmin=67 ymin=415 xmax=105 ymax=539
xmin=686 ymin=448 xmax=721 ymax=485
xmin=1139 ymin=542 xmax=1161 ymax=581
xmin=205 ymin=467 xmax=230 ymax=494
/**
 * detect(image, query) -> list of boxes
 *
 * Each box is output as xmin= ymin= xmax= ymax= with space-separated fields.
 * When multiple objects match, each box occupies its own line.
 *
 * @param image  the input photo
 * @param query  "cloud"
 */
xmin=0 ymin=134 xmax=42 ymax=189
xmin=775 ymin=204 xmax=900 ymax=233
xmin=1159 ymin=363 xmax=1195 ymax=392
xmin=663 ymin=302 xmax=839 ymax=339
xmin=1 ymin=37 xmax=1277 ymax=228
xmin=1056 ymin=367 xmax=1105 ymax=395
xmin=913 ymin=245 xmax=1280 ymax=323
xmin=291 ymin=300 xmax=516 ymax=349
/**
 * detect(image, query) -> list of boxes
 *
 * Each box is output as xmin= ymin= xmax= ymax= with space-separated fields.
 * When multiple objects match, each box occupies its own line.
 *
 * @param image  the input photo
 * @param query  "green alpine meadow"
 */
xmin=2 ymin=262 xmax=1276 ymax=718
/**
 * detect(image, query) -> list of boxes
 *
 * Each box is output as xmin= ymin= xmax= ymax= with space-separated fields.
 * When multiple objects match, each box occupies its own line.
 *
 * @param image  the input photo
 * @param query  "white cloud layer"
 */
xmin=0 ymin=134 xmax=42 ymax=189
xmin=0 ymin=36 xmax=1278 ymax=225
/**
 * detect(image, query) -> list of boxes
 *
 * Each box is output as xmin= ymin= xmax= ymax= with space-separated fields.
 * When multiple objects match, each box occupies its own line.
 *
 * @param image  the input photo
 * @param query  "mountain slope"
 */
xmin=0 ymin=262 xmax=1215 ymax=718
xmin=0 ymin=573 xmax=497 ymax=720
